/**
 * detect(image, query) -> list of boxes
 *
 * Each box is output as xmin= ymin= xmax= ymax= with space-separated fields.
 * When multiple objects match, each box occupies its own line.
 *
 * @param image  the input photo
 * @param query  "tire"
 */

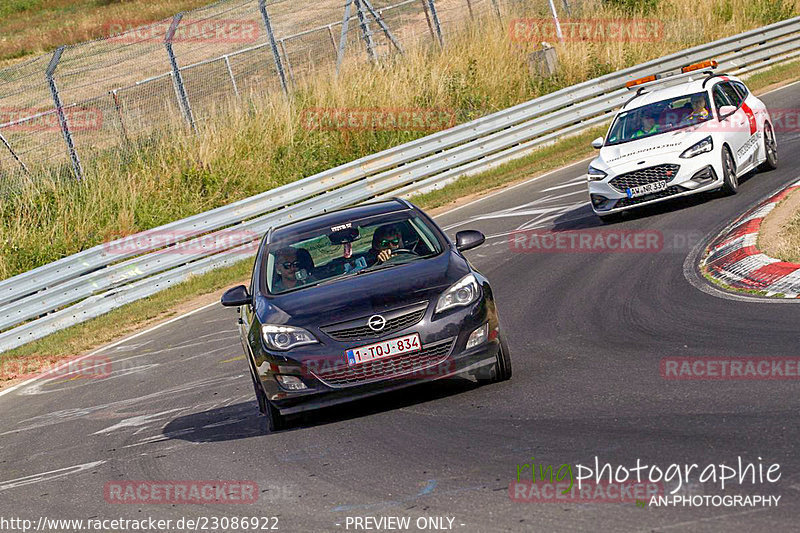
xmin=477 ymin=333 xmax=512 ymax=384
xmin=249 ymin=363 xmax=288 ymax=431
xmin=760 ymin=122 xmax=778 ymax=171
xmin=720 ymin=146 xmax=738 ymax=195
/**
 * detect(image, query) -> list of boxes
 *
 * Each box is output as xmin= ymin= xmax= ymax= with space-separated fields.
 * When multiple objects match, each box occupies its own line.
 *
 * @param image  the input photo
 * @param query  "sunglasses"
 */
xmin=281 ymin=261 xmax=301 ymax=269
xmin=379 ymin=237 xmax=401 ymax=247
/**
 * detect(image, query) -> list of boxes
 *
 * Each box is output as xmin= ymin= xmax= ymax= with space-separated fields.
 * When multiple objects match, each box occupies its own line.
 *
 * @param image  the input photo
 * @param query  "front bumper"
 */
xmin=588 ymin=150 xmax=723 ymax=215
xmin=253 ymin=293 xmax=500 ymax=416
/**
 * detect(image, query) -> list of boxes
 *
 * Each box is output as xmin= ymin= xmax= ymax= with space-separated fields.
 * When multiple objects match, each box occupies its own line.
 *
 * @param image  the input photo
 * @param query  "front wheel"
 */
xmin=477 ymin=334 xmax=512 ymax=384
xmin=760 ymin=123 xmax=778 ymax=171
xmin=720 ymin=146 xmax=738 ymax=195
xmin=250 ymin=364 xmax=288 ymax=431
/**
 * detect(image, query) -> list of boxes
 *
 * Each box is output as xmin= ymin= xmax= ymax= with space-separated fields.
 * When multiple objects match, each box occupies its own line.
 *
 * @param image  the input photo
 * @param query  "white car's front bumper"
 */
xmin=588 ymin=149 xmax=724 ymax=215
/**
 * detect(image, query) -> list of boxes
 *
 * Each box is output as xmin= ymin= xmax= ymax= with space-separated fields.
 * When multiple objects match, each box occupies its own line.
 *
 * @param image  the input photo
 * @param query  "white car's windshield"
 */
xmin=606 ymin=92 xmax=713 ymax=146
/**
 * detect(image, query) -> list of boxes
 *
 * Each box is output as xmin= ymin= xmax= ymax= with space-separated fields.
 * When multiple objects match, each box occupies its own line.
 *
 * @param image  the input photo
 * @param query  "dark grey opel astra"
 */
xmin=221 ymin=198 xmax=511 ymax=430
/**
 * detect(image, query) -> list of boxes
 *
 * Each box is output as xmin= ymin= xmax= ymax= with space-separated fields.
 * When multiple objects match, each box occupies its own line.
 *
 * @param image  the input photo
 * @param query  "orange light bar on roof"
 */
xmin=625 ymin=75 xmax=658 ymax=89
xmin=682 ymin=59 xmax=718 ymax=73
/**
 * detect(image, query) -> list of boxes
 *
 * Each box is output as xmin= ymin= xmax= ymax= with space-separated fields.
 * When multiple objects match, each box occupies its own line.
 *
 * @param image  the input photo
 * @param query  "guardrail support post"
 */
xmin=336 ymin=0 xmax=354 ymax=73
xmin=0 ymin=129 xmax=29 ymax=175
xmin=165 ymin=14 xmax=197 ymax=133
xmin=427 ymin=0 xmax=444 ymax=48
xmin=46 ymin=46 xmax=83 ymax=180
xmin=258 ymin=0 xmax=289 ymax=96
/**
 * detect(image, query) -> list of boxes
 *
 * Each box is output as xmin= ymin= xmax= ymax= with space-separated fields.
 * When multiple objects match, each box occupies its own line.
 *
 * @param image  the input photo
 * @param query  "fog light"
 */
xmin=275 ymin=375 xmax=307 ymax=390
xmin=466 ymin=323 xmax=489 ymax=349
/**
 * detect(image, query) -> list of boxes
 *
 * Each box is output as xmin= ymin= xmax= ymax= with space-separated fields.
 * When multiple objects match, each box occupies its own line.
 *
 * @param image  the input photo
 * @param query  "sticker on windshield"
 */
xmin=330 ymin=222 xmax=352 ymax=232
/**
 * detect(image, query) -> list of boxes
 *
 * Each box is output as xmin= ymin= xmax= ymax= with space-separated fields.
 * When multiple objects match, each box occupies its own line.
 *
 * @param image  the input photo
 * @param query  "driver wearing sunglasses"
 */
xmin=367 ymin=224 xmax=404 ymax=266
xmin=273 ymin=247 xmax=307 ymax=292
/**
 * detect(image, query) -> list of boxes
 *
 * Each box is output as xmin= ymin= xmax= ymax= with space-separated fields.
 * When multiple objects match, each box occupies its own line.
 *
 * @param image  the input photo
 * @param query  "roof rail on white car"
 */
xmin=625 ymin=60 xmax=719 ymax=94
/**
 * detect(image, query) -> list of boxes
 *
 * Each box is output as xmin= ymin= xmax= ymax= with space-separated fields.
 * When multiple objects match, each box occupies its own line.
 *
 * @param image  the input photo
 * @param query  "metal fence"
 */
xmin=0 ymin=0 xmax=519 ymax=182
xmin=1 ymin=16 xmax=799 ymax=353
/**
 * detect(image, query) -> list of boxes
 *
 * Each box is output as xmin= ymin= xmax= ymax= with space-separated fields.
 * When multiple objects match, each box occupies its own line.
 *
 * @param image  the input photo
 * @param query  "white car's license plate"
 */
xmin=345 ymin=333 xmax=421 ymax=365
xmin=627 ymin=180 xmax=668 ymax=198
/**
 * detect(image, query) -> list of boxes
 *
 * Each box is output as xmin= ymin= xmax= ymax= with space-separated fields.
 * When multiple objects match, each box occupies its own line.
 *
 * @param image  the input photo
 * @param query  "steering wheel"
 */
xmin=382 ymin=248 xmax=419 ymax=263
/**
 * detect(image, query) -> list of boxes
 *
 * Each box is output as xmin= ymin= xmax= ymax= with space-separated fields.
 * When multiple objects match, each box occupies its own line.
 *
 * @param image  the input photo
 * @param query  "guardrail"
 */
xmin=3 ymin=16 xmax=800 ymax=352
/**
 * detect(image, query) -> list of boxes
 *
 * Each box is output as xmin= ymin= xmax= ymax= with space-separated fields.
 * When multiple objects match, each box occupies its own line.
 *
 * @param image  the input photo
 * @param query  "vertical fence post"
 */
xmin=164 ymin=13 xmax=196 ymax=132
xmin=258 ymin=0 xmax=289 ymax=96
xmin=490 ymin=0 xmax=501 ymax=22
xmin=224 ymin=56 xmax=240 ymax=97
xmin=420 ymin=0 xmax=436 ymax=43
xmin=327 ymin=24 xmax=338 ymax=55
xmin=336 ymin=0 xmax=354 ymax=73
xmin=427 ymin=0 xmax=444 ymax=48
xmin=547 ymin=0 xmax=564 ymax=42
xmin=45 ymin=46 xmax=83 ymax=180
xmin=0 ymin=129 xmax=29 ymax=175
xmin=110 ymin=89 xmax=130 ymax=145
xmin=355 ymin=0 xmax=377 ymax=62
xmin=465 ymin=0 xmax=474 ymax=20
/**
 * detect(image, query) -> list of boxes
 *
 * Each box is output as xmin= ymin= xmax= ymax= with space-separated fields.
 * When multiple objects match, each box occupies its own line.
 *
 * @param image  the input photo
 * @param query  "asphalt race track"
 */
xmin=2 ymin=82 xmax=800 ymax=532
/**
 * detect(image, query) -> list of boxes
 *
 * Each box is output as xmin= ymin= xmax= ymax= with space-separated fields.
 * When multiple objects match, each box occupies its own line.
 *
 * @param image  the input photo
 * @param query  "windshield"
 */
xmin=606 ymin=91 xmax=713 ymax=146
xmin=265 ymin=212 xmax=445 ymax=294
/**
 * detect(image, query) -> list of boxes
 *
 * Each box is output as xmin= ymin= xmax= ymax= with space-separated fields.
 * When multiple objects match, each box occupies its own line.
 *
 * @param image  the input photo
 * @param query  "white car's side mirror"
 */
xmin=718 ymin=105 xmax=736 ymax=120
xmin=591 ymin=137 xmax=604 ymax=149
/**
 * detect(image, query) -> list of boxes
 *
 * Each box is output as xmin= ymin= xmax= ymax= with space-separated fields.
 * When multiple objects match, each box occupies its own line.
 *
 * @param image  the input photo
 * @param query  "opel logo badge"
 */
xmin=368 ymin=314 xmax=386 ymax=331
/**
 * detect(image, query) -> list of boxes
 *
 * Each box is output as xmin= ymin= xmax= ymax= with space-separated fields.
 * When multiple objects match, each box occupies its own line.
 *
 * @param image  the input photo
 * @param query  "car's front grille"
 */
xmin=613 ymin=185 xmax=685 ymax=208
xmin=320 ymin=302 xmax=427 ymax=342
xmin=609 ymin=164 xmax=680 ymax=192
xmin=310 ymin=337 xmax=456 ymax=387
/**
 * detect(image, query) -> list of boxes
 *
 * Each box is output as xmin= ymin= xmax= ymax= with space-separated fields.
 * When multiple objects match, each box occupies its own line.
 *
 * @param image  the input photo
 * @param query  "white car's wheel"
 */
xmin=721 ymin=146 xmax=738 ymax=195
xmin=760 ymin=122 xmax=778 ymax=171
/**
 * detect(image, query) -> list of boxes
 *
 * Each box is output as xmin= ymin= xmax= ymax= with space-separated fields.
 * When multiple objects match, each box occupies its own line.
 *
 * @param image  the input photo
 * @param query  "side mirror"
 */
xmin=718 ymin=105 xmax=736 ymax=120
xmin=221 ymin=285 xmax=252 ymax=307
xmin=591 ymin=137 xmax=604 ymax=149
xmin=455 ymin=230 xmax=485 ymax=252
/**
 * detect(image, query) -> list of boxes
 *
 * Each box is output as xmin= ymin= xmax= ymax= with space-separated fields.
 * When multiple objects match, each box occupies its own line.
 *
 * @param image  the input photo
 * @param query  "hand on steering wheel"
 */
xmin=377 ymin=248 xmax=417 ymax=264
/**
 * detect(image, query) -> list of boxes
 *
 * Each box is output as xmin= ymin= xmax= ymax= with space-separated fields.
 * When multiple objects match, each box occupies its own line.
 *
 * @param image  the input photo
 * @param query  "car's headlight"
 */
xmin=587 ymin=165 xmax=607 ymax=181
xmin=680 ymin=136 xmax=713 ymax=158
xmin=262 ymin=325 xmax=317 ymax=351
xmin=435 ymin=274 xmax=480 ymax=314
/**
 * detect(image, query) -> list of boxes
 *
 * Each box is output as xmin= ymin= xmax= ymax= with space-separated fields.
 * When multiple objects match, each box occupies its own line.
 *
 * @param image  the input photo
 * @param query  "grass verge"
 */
xmin=757 ymin=187 xmax=800 ymax=263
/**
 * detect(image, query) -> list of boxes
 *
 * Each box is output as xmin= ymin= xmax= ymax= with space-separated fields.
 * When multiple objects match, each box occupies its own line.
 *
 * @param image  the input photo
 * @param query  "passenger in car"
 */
xmin=687 ymin=94 xmax=710 ymax=121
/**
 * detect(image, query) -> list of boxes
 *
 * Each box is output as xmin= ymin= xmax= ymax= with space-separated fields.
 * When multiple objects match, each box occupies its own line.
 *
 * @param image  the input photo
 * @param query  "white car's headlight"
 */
xmin=435 ymin=274 xmax=480 ymax=314
xmin=587 ymin=165 xmax=607 ymax=181
xmin=262 ymin=325 xmax=317 ymax=351
xmin=680 ymin=136 xmax=713 ymax=158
